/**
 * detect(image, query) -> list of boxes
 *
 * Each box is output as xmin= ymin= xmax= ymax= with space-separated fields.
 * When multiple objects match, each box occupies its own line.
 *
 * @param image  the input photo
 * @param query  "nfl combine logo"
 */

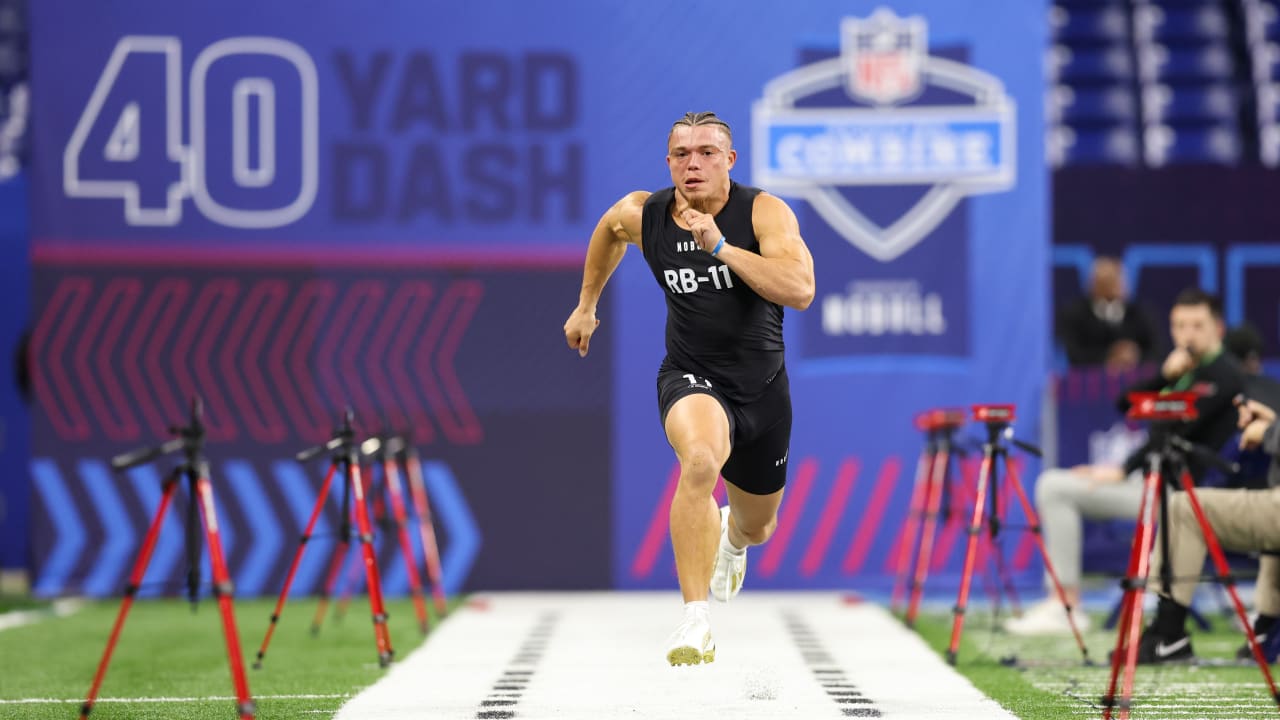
xmin=752 ymin=7 xmax=1016 ymax=262
xmin=845 ymin=10 xmax=925 ymax=106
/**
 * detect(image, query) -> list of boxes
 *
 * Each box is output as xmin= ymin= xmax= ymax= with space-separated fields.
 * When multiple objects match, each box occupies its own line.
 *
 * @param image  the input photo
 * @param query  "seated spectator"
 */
xmin=1132 ymin=397 xmax=1280 ymax=664
xmin=1221 ymin=323 xmax=1278 ymax=489
xmin=1006 ymin=289 xmax=1246 ymax=635
xmin=1057 ymin=257 xmax=1161 ymax=371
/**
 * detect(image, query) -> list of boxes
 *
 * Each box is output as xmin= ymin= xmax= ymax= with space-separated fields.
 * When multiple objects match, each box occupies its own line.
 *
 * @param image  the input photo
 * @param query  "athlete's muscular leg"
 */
xmin=664 ymin=394 xmax=731 ymax=603
xmin=724 ymin=483 xmax=785 ymax=549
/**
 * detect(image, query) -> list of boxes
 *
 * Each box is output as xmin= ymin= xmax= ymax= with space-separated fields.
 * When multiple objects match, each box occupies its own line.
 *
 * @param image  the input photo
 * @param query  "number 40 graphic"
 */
xmin=63 ymin=36 xmax=319 ymax=229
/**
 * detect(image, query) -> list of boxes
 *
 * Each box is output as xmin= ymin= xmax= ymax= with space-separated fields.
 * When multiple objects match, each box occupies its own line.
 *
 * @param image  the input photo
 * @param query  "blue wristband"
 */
xmin=711 ymin=236 xmax=725 ymax=256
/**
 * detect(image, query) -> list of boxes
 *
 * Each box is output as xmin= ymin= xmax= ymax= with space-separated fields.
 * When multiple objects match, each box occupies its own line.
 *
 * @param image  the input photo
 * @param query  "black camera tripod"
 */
xmin=80 ymin=398 xmax=255 ymax=720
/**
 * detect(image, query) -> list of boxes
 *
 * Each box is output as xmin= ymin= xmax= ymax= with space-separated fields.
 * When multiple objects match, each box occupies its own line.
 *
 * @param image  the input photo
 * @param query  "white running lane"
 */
xmin=335 ymin=592 xmax=1016 ymax=719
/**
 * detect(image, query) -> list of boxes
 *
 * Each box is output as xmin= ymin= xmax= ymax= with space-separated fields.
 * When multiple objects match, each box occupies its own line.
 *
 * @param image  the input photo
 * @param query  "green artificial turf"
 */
xmin=910 ymin=608 xmax=1280 ymax=719
xmin=0 ymin=595 xmax=458 ymax=720
xmin=0 ymin=596 xmax=48 ymax=614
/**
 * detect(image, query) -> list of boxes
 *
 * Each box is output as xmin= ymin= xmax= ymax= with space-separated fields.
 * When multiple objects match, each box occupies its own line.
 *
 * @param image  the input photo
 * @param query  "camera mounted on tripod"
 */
xmin=972 ymin=404 xmax=1022 ymax=448
xmin=111 ymin=398 xmax=207 ymax=472
xmin=1125 ymin=391 xmax=1235 ymax=488
xmin=1125 ymin=391 xmax=1199 ymax=423
xmin=914 ymin=408 xmax=966 ymax=433
xmin=972 ymin=403 xmax=1015 ymax=426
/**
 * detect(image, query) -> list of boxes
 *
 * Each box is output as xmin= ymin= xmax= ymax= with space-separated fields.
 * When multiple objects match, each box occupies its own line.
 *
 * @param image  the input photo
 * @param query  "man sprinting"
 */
xmin=563 ymin=111 xmax=815 ymax=665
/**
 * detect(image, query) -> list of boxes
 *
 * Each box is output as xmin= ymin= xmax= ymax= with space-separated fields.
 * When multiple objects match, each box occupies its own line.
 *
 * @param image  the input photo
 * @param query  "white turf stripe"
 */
xmin=0 ymin=694 xmax=351 ymax=704
xmin=0 ymin=599 xmax=83 ymax=632
xmin=336 ymin=592 xmax=1016 ymax=719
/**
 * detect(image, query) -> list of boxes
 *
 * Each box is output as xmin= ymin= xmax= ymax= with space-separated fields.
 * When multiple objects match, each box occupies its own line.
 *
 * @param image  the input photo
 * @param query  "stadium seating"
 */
xmin=1050 ymin=0 xmax=1277 ymax=167
xmin=0 ymin=0 xmax=23 ymax=178
xmin=1051 ymin=124 xmax=1144 ymax=164
xmin=1145 ymin=121 xmax=1243 ymax=163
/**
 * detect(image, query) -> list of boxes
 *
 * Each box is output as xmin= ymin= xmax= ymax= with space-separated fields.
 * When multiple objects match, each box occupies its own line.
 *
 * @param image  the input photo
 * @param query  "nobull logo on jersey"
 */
xmin=752 ymin=7 xmax=1016 ymax=262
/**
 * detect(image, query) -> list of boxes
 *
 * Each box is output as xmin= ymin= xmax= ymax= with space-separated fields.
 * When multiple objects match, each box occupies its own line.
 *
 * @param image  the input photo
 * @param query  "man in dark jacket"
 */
xmin=1057 ymin=256 xmax=1161 ymax=370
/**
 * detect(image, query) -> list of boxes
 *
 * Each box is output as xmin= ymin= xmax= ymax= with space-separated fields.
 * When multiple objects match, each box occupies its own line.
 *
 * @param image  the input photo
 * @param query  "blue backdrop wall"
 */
xmin=0 ymin=174 xmax=30 ymax=577
xmin=23 ymin=0 xmax=1048 ymax=596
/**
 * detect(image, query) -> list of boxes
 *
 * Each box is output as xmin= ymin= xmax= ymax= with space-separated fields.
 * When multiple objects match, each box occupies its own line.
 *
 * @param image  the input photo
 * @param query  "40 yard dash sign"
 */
xmin=63 ymin=36 xmax=318 ymax=228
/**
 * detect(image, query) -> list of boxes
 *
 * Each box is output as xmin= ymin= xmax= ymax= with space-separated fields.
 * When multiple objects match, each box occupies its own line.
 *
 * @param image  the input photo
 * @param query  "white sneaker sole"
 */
xmin=667 ymin=644 xmax=716 ymax=666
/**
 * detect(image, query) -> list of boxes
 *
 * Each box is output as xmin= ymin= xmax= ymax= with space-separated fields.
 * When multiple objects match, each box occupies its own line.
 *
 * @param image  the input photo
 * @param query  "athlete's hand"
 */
xmin=564 ymin=307 xmax=601 ymax=358
xmin=681 ymin=209 xmax=723 ymax=253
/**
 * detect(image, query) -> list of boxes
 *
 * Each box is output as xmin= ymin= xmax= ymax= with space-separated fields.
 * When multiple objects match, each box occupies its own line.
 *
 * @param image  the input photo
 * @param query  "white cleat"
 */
xmin=710 ymin=506 xmax=747 ymax=602
xmin=665 ymin=614 xmax=715 ymax=666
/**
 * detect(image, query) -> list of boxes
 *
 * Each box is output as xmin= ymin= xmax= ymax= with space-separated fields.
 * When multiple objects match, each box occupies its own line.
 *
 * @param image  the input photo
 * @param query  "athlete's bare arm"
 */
xmin=681 ymin=193 xmax=814 ymax=310
xmin=564 ymin=191 xmax=649 ymax=357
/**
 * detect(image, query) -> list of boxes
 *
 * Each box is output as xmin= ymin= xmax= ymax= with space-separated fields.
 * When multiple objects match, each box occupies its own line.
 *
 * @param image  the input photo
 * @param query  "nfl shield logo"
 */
xmin=842 ymin=8 xmax=926 ymax=106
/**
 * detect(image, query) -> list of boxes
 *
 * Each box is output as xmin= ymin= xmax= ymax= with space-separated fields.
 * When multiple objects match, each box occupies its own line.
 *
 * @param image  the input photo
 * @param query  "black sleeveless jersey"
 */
xmin=641 ymin=182 xmax=785 ymax=403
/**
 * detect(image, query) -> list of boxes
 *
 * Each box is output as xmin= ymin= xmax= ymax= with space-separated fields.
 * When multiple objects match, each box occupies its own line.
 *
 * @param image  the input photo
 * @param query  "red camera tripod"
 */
xmin=80 ymin=399 xmax=255 ymax=720
xmin=894 ymin=408 xmax=966 ymax=626
xmin=946 ymin=404 xmax=1090 ymax=666
xmin=254 ymin=410 xmax=394 ymax=669
xmin=1102 ymin=391 xmax=1280 ymax=719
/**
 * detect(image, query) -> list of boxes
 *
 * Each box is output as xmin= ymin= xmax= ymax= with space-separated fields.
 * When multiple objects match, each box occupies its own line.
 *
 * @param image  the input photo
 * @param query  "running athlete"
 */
xmin=563 ymin=111 xmax=815 ymax=666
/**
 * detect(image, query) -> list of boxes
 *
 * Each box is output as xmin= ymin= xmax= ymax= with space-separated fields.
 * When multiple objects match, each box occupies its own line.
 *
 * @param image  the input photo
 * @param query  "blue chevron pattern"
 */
xmin=31 ymin=460 xmax=85 ymax=597
xmin=79 ymin=460 xmax=136 ymax=596
xmin=223 ymin=460 xmax=281 ymax=597
xmin=422 ymin=461 xmax=479 ymax=596
xmin=125 ymin=465 xmax=182 ymax=599
xmin=30 ymin=456 xmax=480 ymax=598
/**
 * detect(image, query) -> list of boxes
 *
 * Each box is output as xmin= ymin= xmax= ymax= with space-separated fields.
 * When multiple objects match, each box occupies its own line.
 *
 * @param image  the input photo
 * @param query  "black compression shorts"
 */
xmin=656 ymin=362 xmax=792 ymax=495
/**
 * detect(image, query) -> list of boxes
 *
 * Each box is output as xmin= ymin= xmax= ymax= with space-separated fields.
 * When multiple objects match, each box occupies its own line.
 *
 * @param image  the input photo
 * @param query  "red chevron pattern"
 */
xmin=32 ymin=277 xmax=93 ymax=440
xmin=32 ymin=273 xmax=484 ymax=445
xmin=222 ymin=280 xmax=289 ymax=443
xmin=626 ymin=454 xmax=1039 ymax=582
xmin=77 ymin=278 xmax=143 ymax=440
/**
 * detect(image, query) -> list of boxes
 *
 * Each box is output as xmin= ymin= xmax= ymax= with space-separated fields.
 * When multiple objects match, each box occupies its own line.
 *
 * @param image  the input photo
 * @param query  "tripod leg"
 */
xmin=194 ymin=475 xmax=256 ymax=720
xmin=1101 ymin=466 xmax=1161 ymax=720
xmin=185 ymin=480 xmax=203 ymax=608
xmin=980 ymin=522 xmax=1018 ymax=618
xmin=334 ymin=514 xmax=367 ymax=624
xmin=311 ymin=534 xmax=350 ymax=634
xmin=892 ymin=443 xmax=935 ymax=614
xmin=1006 ymin=461 xmax=1089 ymax=662
xmin=405 ymin=449 xmax=449 ymax=616
xmin=993 ymin=470 xmax=1023 ymax=617
xmin=906 ymin=446 xmax=949 ymax=627
xmin=335 ymin=468 xmax=378 ymax=624
xmin=1179 ymin=474 xmax=1280 ymax=705
xmin=350 ymin=462 xmax=396 ymax=667
xmin=255 ymin=462 xmax=339 ymax=668
xmin=976 ymin=458 xmax=1004 ymax=615
xmin=80 ymin=473 xmax=181 ymax=720
xmin=945 ymin=449 xmax=994 ymax=665
xmin=385 ymin=457 xmax=430 ymax=634
xmin=313 ymin=468 xmax=355 ymax=636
